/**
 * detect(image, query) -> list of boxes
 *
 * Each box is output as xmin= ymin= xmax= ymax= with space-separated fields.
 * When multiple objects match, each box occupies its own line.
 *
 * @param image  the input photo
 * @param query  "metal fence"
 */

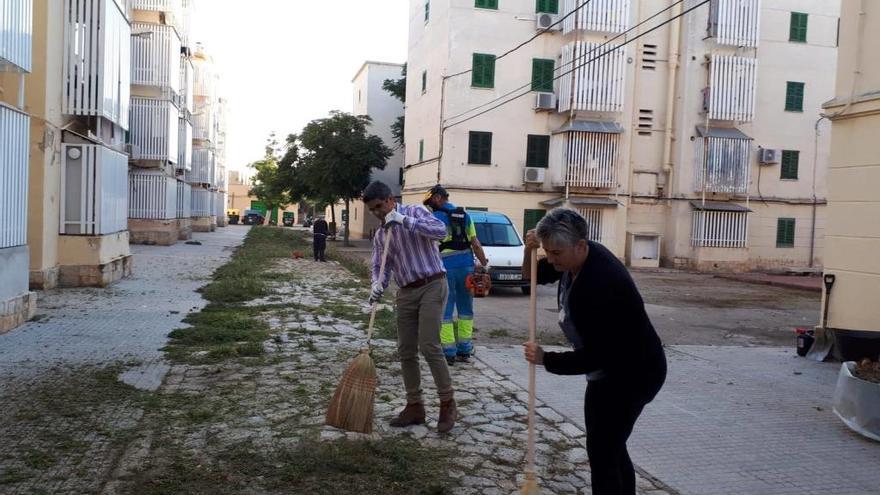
xmin=131 ymin=22 xmax=181 ymax=92
xmin=129 ymin=170 xmax=178 ymax=219
xmin=0 ymin=104 xmax=29 ymax=248
xmin=129 ymin=97 xmax=179 ymax=162
xmin=0 ymin=0 xmax=32 ymax=72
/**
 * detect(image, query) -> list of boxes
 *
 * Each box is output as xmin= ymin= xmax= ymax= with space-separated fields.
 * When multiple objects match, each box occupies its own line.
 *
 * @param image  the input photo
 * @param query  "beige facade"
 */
xmin=821 ymin=0 xmax=880 ymax=351
xmin=404 ymin=0 xmax=839 ymax=272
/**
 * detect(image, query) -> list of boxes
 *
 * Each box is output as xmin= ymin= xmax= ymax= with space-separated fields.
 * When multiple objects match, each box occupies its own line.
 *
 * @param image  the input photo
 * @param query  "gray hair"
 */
xmin=535 ymin=208 xmax=588 ymax=247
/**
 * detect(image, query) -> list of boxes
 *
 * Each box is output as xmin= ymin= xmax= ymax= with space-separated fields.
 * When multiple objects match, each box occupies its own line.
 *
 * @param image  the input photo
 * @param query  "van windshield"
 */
xmin=475 ymin=222 xmax=522 ymax=247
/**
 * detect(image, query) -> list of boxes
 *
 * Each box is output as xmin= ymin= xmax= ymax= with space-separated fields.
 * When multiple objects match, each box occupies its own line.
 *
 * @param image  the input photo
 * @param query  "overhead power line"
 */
xmin=444 ymin=0 xmax=689 ymax=125
xmin=443 ymin=0 xmax=594 ymax=80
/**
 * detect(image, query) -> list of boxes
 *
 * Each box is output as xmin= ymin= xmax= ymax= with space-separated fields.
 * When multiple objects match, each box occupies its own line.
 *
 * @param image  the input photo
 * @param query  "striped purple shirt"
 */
xmin=372 ymin=203 xmax=447 ymax=289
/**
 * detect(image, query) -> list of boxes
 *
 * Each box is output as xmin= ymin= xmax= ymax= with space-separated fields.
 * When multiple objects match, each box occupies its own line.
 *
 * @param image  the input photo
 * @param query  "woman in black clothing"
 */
xmin=522 ymin=208 xmax=666 ymax=495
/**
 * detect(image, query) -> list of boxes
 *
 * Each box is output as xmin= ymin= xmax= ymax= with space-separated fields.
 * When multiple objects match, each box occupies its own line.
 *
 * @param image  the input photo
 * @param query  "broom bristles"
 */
xmin=325 ymin=350 xmax=377 ymax=434
xmin=520 ymin=471 xmax=541 ymax=495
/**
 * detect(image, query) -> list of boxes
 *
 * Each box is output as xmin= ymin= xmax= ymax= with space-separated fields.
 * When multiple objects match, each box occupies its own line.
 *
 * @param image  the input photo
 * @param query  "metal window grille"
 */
xmin=708 ymin=55 xmax=758 ymax=122
xmin=0 ymin=104 xmax=29 ymax=248
xmin=691 ymin=210 xmax=749 ymax=248
xmin=558 ymin=41 xmax=626 ymax=113
xmin=694 ymin=136 xmax=751 ymax=194
xmin=562 ymin=0 xmax=629 ymax=34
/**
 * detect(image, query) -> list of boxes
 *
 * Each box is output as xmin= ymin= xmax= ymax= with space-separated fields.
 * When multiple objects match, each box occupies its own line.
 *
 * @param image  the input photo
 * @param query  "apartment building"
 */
xmin=127 ymin=0 xmax=193 ymax=245
xmin=188 ymin=42 xmax=219 ymax=232
xmin=342 ymin=61 xmax=406 ymax=239
xmin=404 ymin=0 xmax=839 ymax=271
xmin=0 ymin=0 xmax=36 ymax=332
xmin=821 ymin=0 xmax=879 ymax=358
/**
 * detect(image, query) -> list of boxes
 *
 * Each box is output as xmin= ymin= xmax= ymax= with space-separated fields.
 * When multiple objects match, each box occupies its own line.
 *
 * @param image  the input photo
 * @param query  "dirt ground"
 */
xmin=473 ymin=268 xmax=821 ymax=348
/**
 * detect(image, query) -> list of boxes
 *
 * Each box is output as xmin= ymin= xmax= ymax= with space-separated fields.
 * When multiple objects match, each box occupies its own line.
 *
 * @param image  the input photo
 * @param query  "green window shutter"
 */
xmin=776 ymin=218 xmax=796 ymax=247
xmin=531 ymin=58 xmax=555 ymax=92
xmin=468 ymin=131 xmax=492 ymax=164
xmin=526 ymin=134 xmax=550 ymax=168
xmin=419 ymin=139 xmax=425 ymax=162
xmin=785 ymin=81 xmax=804 ymax=112
xmin=790 ymin=12 xmax=808 ymax=42
xmin=780 ymin=150 xmax=799 ymax=180
xmin=523 ymin=209 xmax=547 ymax=234
xmin=421 ymin=70 xmax=427 ymax=92
xmin=476 ymin=0 xmax=498 ymax=9
xmin=425 ymin=0 xmax=430 ymax=21
xmin=536 ymin=0 xmax=558 ymax=13
xmin=472 ymin=53 xmax=496 ymax=88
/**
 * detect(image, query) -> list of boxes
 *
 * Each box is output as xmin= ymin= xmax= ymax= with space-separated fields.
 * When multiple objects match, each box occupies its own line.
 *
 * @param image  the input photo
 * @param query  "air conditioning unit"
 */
xmin=536 ymin=13 xmax=562 ymax=31
xmin=760 ymin=148 xmax=781 ymax=164
xmin=524 ymin=167 xmax=546 ymax=184
xmin=534 ymin=92 xmax=556 ymax=111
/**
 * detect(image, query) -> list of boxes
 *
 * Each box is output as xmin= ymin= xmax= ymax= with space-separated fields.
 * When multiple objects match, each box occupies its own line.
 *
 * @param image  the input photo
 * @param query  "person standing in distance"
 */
xmin=312 ymin=215 xmax=329 ymax=262
xmin=522 ymin=208 xmax=666 ymax=495
xmin=423 ymin=185 xmax=489 ymax=365
xmin=363 ymin=181 xmax=458 ymax=433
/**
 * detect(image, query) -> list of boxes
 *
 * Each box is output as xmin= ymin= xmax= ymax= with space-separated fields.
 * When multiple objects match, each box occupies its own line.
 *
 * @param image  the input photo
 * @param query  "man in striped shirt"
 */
xmin=363 ymin=181 xmax=457 ymax=434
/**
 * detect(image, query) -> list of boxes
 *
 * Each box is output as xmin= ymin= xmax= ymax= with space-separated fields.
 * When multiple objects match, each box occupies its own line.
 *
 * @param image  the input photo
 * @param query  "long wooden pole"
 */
xmin=526 ymin=247 xmax=538 ymax=481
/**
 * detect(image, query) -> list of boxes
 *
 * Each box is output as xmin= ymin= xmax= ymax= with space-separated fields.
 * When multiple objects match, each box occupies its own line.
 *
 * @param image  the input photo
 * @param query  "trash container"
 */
xmin=796 ymin=327 xmax=814 ymax=357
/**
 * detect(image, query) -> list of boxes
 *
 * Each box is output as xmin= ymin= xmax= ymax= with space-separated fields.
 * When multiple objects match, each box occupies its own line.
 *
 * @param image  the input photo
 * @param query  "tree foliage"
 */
xmin=382 ymin=64 xmax=406 ymax=148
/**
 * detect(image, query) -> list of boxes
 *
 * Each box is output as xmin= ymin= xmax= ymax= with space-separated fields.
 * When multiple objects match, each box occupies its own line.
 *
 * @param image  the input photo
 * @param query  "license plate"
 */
xmin=498 ymin=273 xmax=521 ymax=281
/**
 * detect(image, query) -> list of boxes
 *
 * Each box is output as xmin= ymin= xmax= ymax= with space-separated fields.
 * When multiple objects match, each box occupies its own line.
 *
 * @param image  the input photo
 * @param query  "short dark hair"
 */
xmin=363 ymin=181 xmax=393 ymax=203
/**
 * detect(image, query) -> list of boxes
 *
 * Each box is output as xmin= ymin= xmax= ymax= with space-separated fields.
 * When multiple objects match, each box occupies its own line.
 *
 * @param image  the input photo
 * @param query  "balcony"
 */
xmin=214 ymin=191 xmax=226 ymax=218
xmin=60 ymin=144 xmax=129 ymax=235
xmin=0 ymin=104 xmax=29 ymax=249
xmin=693 ymin=126 xmax=752 ymax=194
xmin=176 ymin=180 xmax=191 ymax=218
xmin=178 ymin=117 xmax=192 ymax=170
xmin=179 ymin=55 xmax=194 ymax=114
xmin=691 ymin=201 xmax=750 ymax=248
xmin=129 ymin=170 xmax=178 ymax=219
xmin=558 ymin=41 xmax=626 ymax=113
xmin=191 ymin=187 xmax=212 ymax=217
xmin=63 ymin=0 xmax=131 ymax=129
xmin=129 ymin=97 xmax=179 ymax=163
xmin=562 ymin=0 xmax=630 ymax=34
xmin=188 ymin=148 xmax=214 ymax=185
xmin=193 ymin=57 xmax=214 ymax=99
xmin=550 ymin=121 xmax=621 ymax=189
xmin=192 ymin=101 xmax=214 ymax=142
xmin=705 ymin=55 xmax=757 ymax=122
xmin=709 ymin=0 xmax=761 ymax=48
xmin=131 ymin=22 xmax=181 ymax=93
xmin=0 ymin=0 xmax=33 ymax=72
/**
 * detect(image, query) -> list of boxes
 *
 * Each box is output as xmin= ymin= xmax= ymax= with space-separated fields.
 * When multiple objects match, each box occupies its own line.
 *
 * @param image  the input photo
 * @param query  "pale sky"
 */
xmin=191 ymin=0 xmax=409 ymax=173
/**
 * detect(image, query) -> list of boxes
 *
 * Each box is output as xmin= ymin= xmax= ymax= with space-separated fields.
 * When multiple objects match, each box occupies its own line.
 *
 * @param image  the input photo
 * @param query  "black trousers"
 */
xmin=584 ymin=371 xmax=665 ymax=495
xmin=313 ymin=234 xmax=326 ymax=261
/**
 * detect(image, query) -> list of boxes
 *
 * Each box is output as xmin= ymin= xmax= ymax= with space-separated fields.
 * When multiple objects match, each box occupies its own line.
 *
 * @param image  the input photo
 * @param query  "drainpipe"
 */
xmin=809 ymin=116 xmax=826 ymax=268
xmin=438 ymin=75 xmax=447 ymax=184
xmin=661 ymin=1 xmax=682 ymax=198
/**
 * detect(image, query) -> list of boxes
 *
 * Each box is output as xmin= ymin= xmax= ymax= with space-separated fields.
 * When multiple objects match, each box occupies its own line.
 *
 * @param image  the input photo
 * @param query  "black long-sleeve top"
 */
xmin=537 ymin=241 xmax=666 ymax=386
xmin=312 ymin=219 xmax=329 ymax=235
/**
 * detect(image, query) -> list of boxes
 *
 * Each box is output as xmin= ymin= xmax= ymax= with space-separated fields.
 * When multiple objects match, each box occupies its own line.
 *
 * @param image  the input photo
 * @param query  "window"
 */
xmin=536 ymin=0 xmax=558 ymax=14
xmin=789 ymin=12 xmax=808 ymax=42
xmin=526 ymin=135 xmax=550 ymax=168
xmin=475 ymin=0 xmax=498 ymax=9
xmin=777 ymin=218 xmax=796 ymax=247
xmin=475 ymin=222 xmax=521 ymax=247
xmin=780 ymin=150 xmax=799 ymax=180
xmin=419 ymin=139 xmax=425 ymax=162
xmin=425 ymin=0 xmax=430 ymax=22
xmin=471 ymin=53 xmax=496 ymax=88
xmin=531 ymin=58 xmax=554 ymax=92
xmin=523 ymin=209 xmax=546 ymax=234
xmin=468 ymin=131 xmax=492 ymax=165
xmin=785 ymin=81 xmax=805 ymax=112
xmin=421 ymin=70 xmax=427 ymax=93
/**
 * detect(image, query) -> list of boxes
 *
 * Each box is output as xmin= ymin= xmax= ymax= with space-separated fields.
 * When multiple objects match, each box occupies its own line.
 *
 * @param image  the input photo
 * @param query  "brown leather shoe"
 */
xmin=437 ymin=399 xmax=457 ymax=433
xmin=389 ymin=402 xmax=426 ymax=427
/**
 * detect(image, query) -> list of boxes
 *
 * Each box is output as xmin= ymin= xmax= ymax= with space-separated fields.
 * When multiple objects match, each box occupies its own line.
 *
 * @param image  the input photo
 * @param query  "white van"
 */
xmin=468 ymin=210 xmax=530 ymax=295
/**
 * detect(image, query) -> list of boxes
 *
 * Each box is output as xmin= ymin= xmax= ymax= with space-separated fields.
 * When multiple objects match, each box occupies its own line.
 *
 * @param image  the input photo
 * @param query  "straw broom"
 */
xmin=324 ymin=226 xmax=393 ymax=434
xmin=521 ymin=247 xmax=541 ymax=494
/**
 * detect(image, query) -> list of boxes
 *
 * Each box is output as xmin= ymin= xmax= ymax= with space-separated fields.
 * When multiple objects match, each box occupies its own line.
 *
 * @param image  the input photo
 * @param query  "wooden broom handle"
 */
xmin=527 ymin=247 xmax=538 ymax=475
xmin=365 ymin=225 xmax=393 ymax=347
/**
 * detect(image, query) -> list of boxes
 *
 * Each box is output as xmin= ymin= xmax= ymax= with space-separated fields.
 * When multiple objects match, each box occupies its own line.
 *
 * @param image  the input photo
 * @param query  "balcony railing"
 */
xmin=188 ymin=148 xmax=214 ymax=184
xmin=130 ymin=97 xmax=179 ymax=162
xmin=558 ymin=41 xmax=626 ymax=113
xmin=193 ymin=58 xmax=214 ymax=99
xmin=214 ymin=191 xmax=226 ymax=219
xmin=176 ymin=180 xmax=191 ymax=218
xmin=0 ymin=0 xmax=33 ymax=72
xmin=694 ymin=130 xmax=751 ymax=194
xmin=562 ymin=0 xmax=630 ymax=34
xmin=178 ymin=117 xmax=192 ymax=170
xmin=691 ymin=209 xmax=749 ymax=248
xmin=63 ymin=0 xmax=131 ymax=129
xmin=60 ymin=143 xmax=128 ymax=235
xmin=131 ymin=23 xmax=181 ymax=92
xmin=179 ymin=55 xmax=194 ymax=113
xmin=575 ymin=207 xmax=607 ymax=244
xmin=0 ymin=104 xmax=29 ymax=249
xmin=191 ymin=187 xmax=212 ymax=217
xmin=192 ymin=102 xmax=214 ymax=142
xmin=706 ymin=55 xmax=757 ymax=122
xmin=129 ymin=170 xmax=178 ymax=219
xmin=709 ymin=0 xmax=761 ymax=47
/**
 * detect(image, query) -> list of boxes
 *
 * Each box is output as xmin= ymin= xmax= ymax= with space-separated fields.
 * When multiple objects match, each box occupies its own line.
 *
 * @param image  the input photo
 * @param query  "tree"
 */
xmin=382 ymin=63 xmax=406 ymax=149
xmin=248 ymin=135 xmax=290 ymax=224
xmin=298 ymin=111 xmax=394 ymax=246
